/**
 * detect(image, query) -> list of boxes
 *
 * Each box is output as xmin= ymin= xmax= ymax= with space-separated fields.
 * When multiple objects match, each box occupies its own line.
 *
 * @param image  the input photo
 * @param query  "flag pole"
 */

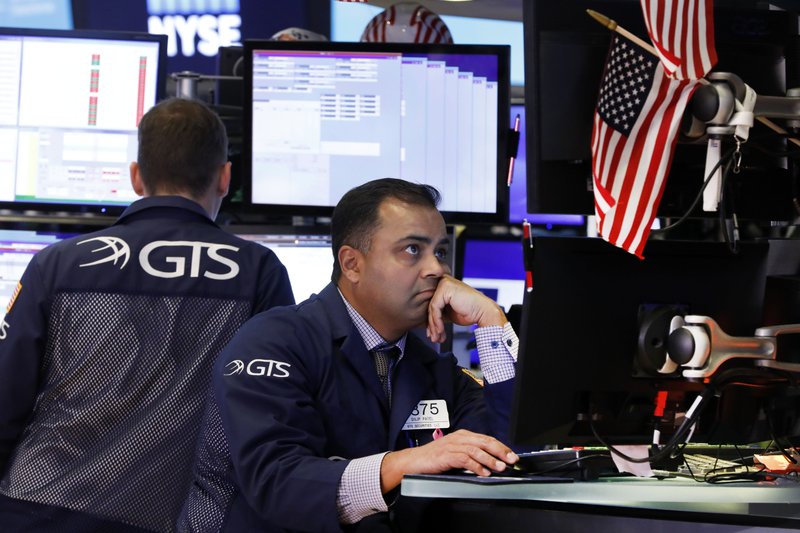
xmin=586 ymin=10 xmax=657 ymax=56
xmin=586 ymin=9 xmax=800 ymax=148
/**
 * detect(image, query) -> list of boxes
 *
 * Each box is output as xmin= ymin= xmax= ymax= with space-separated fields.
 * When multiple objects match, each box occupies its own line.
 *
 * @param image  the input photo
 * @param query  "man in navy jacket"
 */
xmin=180 ymin=178 xmax=518 ymax=532
xmin=0 ymin=98 xmax=295 ymax=532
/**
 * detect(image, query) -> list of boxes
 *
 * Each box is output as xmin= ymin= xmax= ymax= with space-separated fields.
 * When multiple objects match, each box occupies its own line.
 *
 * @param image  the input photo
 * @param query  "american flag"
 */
xmin=640 ymin=0 xmax=717 ymax=80
xmin=591 ymin=36 xmax=700 ymax=258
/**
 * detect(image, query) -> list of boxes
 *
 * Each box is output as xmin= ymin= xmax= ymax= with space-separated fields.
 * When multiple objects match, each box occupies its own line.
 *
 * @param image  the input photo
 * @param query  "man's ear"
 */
xmin=130 ymin=162 xmax=145 ymax=196
xmin=218 ymin=161 xmax=231 ymax=198
xmin=338 ymin=245 xmax=362 ymax=283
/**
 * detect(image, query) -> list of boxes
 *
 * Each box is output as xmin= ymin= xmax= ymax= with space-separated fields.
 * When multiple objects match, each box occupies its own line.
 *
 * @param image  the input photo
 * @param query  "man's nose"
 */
xmin=422 ymin=253 xmax=448 ymax=277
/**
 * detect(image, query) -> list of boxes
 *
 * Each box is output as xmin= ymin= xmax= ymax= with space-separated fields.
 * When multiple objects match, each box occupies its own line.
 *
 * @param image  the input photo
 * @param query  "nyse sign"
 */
xmin=148 ymin=14 xmax=241 ymax=58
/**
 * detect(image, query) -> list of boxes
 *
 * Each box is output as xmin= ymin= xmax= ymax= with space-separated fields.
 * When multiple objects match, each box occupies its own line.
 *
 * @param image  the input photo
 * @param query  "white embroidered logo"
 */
xmin=224 ymin=360 xmax=245 ymax=375
xmin=78 ymin=236 xmax=131 ymax=269
xmin=224 ymin=359 xmax=291 ymax=378
xmin=140 ymin=240 xmax=240 ymax=280
xmin=77 ymin=237 xmax=240 ymax=280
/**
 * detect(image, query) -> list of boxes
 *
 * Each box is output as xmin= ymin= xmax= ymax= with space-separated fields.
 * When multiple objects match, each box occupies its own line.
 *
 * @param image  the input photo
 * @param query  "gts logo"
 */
xmin=224 ymin=359 xmax=291 ymax=378
xmin=78 ymin=237 xmax=240 ymax=280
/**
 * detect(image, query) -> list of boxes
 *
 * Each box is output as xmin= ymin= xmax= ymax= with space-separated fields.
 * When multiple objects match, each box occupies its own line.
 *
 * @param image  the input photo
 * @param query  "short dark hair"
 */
xmin=137 ymin=97 xmax=228 ymax=199
xmin=331 ymin=178 xmax=441 ymax=282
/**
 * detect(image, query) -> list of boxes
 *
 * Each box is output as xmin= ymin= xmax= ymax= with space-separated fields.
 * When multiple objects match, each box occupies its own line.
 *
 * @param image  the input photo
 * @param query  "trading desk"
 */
xmin=401 ymin=474 xmax=800 ymax=532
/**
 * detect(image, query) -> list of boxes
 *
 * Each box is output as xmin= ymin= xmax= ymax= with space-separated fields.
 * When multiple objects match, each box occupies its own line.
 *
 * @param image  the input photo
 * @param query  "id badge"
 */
xmin=401 ymin=399 xmax=450 ymax=430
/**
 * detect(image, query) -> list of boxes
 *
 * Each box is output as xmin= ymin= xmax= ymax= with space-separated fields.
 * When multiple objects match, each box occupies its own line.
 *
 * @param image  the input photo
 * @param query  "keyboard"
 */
xmin=514 ymin=449 xmax=619 ymax=481
xmin=651 ymin=444 xmax=760 ymax=476
xmin=677 ymin=453 xmax=749 ymax=476
xmin=679 ymin=444 xmax=760 ymax=462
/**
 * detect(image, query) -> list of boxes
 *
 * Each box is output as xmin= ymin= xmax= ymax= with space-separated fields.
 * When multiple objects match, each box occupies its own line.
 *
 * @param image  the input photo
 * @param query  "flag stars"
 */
xmin=596 ymin=37 xmax=660 ymax=136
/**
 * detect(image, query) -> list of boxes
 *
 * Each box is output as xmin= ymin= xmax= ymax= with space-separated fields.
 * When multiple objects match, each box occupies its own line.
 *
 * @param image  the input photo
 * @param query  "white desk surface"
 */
xmin=401 ymin=474 xmax=800 ymax=519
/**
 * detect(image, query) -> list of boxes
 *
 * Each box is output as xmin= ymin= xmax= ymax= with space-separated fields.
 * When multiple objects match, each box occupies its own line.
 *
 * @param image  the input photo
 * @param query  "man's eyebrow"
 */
xmin=398 ymin=235 xmax=451 ymax=246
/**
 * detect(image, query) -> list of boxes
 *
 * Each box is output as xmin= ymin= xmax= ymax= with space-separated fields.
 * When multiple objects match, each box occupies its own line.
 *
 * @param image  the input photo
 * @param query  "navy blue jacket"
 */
xmin=197 ymin=283 xmax=513 ymax=532
xmin=0 ymin=196 xmax=295 ymax=532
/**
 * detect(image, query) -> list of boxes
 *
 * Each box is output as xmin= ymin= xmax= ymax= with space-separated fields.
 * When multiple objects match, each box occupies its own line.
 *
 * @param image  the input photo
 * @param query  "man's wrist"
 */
xmin=476 ymin=305 xmax=507 ymax=328
xmin=380 ymin=450 xmax=404 ymax=493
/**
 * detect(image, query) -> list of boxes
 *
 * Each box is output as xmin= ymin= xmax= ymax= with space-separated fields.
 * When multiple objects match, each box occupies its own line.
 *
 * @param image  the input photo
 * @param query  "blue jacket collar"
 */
xmin=115 ymin=196 xmax=213 ymax=224
xmin=316 ymin=282 xmax=357 ymax=341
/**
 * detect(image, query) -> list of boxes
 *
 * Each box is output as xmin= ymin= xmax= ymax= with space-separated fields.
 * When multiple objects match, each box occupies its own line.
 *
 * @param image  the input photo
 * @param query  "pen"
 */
xmin=507 ymin=113 xmax=521 ymax=187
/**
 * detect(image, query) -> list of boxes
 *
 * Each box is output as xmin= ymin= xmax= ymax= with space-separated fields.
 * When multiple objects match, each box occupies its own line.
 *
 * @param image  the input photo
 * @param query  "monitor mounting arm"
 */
xmin=686 ymin=73 xmax=800 ymax=212
xmin=690 ymin=72 xmax=800 ymax=126
xmin=664 ymin=314 xmax=800 ymax=379
xmin=171 ymin=71 xmax=241 ymax=100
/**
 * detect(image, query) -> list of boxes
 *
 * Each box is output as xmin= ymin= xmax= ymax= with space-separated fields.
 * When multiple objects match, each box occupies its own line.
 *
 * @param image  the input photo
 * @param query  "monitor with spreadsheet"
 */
xmin=242 ymin=40 xmax=510 ymax=224
xmin=231 ymin=228 xmax=333 ymax=303
xmin=0 ymin=27 xmax=167 ymax=214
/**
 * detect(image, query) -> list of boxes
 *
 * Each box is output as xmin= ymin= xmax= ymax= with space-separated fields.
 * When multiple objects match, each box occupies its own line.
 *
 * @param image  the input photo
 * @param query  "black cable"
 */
xmin=588 ymin=367 xmax=797 ymax=466
xmin=717 ymin=156 xmax=739 ymax=253
xmin=703 ymin=468 xmax=776 ymax=484
xmin=589 ymin=387 xmax=716 ymax=464
xmin=654 ymin=124 xmax=800 ymax=235
xmin=653 ymin=147 xmax=736 ymax=233
xmin=520 ymin=453 xmax=612 ymax=477
xmin=767 ymin=412 xmax=799 ymax=465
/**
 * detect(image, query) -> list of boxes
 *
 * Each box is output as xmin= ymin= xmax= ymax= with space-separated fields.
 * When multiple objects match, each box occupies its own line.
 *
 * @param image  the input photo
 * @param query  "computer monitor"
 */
xmin=0 ymin=229 xmax=74 ymax=320
xmin=0 ymin=27 xmax=167 ymax=215
xmin=1 ymin=0 xmax=73 ymax=29
xmin=452 ymin=234 xmax=526 ymax=369
xmin=507 ymin=102 xmax=585 ymax=229
xmin=510 ymin=236 xmax=800 ymax=450
xmin=523 ymin=2 xmax=800 ymax=222
xmin=242 ymin=40 xmax=511 ymax=224
xmin=455 ymin=235 xmax=525 ymax=313
xmin=231 ymin=228 xmax=333 ymax=303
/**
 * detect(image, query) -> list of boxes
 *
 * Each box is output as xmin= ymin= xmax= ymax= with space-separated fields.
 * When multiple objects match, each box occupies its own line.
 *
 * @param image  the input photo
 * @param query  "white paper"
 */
xmin=609 ymin=445 xmax=654 ymax=477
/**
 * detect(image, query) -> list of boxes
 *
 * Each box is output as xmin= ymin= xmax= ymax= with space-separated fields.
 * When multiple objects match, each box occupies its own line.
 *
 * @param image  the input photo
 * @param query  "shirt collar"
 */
xmin=337 ymin=288 xmax=406 ymax=357
xmin=116 ymin=196 xmax=212 ymax=224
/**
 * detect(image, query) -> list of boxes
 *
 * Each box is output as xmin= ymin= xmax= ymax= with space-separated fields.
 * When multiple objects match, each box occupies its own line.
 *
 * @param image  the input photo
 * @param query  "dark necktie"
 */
xmin=372 ymin=346 xmax=399 ymax=405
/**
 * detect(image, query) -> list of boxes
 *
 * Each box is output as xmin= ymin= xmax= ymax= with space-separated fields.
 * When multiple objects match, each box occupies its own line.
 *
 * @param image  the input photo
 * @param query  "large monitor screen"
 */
xmin=0 ymin=229 xmax=74 ymax=320
xmin=0 ymin=27 xmax=167 ymax=214
xmin=242 ymin=40 xmax=510 ymax=224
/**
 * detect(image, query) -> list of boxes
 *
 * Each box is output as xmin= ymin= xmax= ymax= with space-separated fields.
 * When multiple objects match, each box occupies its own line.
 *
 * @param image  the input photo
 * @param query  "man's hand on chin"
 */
xmin=426 ymin=275 xmax=507 ymax=343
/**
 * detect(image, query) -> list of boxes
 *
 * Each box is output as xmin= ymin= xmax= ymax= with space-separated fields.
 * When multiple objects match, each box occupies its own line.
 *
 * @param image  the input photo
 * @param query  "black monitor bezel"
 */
xmin=241 ymin=39 xmax=511 ymax=225
xmin=509 ymin=236 xmax=800 ymax=448
xmin=0 ymin=26 xmax=168 ymax=218
xmin=522 ymin=2 xmax=800 ymax=222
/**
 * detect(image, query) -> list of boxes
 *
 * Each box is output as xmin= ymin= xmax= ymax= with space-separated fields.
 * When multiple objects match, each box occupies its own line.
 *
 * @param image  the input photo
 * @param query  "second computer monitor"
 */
xmin=0 ymin=27 xmax=167 ymax=214
xmin=232 ymin=229 xmax=333 ymax=303
xmin=242 ymin=40 xmax=510 ymax=224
